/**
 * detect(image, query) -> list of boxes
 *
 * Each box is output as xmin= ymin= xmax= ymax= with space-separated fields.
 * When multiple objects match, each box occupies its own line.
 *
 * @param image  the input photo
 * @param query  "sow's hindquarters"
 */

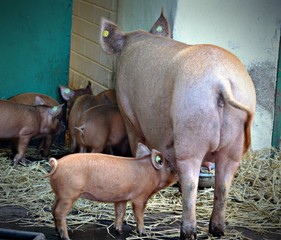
xmin=100 ymin=16 xmax=255 ymax=240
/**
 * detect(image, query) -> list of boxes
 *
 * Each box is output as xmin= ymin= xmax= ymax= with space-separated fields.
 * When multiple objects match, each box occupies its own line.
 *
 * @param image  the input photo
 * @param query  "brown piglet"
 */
xmin=45 ymin=143 xmax=177 ymax=240
xmin=0 ymin=97 xmax=63 ymax=166
xmin=68 ymin=89 xmax=117 ymax=152
xmin=75 ymin=104 xmax=130 ymax=156
xmin=8 ymin=92 xmax=64 ymax=157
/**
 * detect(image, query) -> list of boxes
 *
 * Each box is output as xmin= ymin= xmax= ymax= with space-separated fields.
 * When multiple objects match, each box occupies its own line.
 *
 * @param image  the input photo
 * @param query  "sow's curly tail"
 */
xmin=43 ymin=158 xmax=58 ymax=178
xmin=219 ymin=82 xmax=254 ymax=153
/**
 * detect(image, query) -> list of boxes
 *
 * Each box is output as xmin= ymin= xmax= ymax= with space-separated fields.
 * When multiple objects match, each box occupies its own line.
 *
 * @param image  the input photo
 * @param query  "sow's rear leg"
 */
xmin=177 ymin=154 xmax=204 ymax=240
xmin=209 ymin=135 xmax=245 ymax=237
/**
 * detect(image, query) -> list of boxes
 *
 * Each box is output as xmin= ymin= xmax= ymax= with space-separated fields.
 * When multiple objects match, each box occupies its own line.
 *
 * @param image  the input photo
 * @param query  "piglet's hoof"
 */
xmin=138 ymin=229 xmax=147 ymax=237
xmin=114 ymin=227 xmax=123 ymax=235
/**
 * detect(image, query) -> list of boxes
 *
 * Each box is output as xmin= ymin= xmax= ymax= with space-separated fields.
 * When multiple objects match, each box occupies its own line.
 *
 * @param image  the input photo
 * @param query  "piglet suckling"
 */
xmin=0 ymin=97 xmax=63 ymax=166
xmin=75 ymin=104 xmax=129 ymax=156
xmin=8 ymin=92 xmax=64 ymax=157
xmin=68 ymin=89 xmax=117 ymax=152
xmin=45 ymin=143 xmax=177 ymax=240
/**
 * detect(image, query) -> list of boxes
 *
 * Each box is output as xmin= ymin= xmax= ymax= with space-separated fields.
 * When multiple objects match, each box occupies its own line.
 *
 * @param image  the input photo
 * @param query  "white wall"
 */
xmin=173 ymin=0 xmax=281 ymax=149
xmin=116 ymin=0 xmax=281 ymax=149
xmin=117 ymin=0 xmax=281 ymax=149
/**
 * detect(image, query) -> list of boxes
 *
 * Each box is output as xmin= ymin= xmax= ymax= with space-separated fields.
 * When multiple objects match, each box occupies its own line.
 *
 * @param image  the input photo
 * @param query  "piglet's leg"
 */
xmin=13 ymin=137 xmax=30 ymax=166
xmin=52 ymin=198 xmax=73 ymax=240
xmin=79 ymin=146 xmax=87 ymax=153
xmin=132 ymin=200 xmax=146 ymax=236
xmin=38 ymin=136 xmax=53 ymax=157
xmin=114 ymin=201 xmax=127 ymax=234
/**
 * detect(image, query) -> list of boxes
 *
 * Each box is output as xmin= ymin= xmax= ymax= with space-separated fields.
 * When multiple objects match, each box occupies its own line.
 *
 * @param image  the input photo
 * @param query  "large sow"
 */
xmin=100 ymin=15 xmax=256 ymax=239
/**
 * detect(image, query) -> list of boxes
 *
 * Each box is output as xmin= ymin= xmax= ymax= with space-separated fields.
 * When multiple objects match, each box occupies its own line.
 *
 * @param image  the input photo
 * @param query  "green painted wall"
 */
xmin=0 ymin=0 xmax=73 ymax=102
xmin=272 ymin=36 xmax=281 ymax=149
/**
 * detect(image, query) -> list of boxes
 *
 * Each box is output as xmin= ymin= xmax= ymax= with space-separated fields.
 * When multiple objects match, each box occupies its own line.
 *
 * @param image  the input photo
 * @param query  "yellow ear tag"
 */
xmin=103 ymin=30 xmax=109 ymax=37
xmin=52 ymin=106 xmax=58 ymax=112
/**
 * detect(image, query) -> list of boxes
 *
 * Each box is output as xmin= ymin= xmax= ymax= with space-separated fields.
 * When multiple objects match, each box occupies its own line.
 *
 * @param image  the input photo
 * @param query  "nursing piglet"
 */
xmin=46 ymin=143 xmax=177 ymax=240
xmin=68 ymin=90 xmax=117 ymax=152
xmin=75 ymin=104 xmax=129 ymax=156
xmin=0 ymin=98 xmax=63 ymax=166
xmin=8 ymin=93 xmax=64 ymax=157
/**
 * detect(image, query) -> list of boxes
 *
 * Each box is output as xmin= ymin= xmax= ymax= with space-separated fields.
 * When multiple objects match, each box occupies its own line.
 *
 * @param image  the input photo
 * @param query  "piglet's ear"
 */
xmin=149 ymin=7 xmax=172 ymax=38
xmin=151 ymin=150 xmax=164 ymax=170
xmin=100 ymin=18 xmax=125 ymax=55
xmin=49 ymin=104 xmax=64 ymax=118
xmin=85 ymin=81 xmax=93 ymax=94
xmin=35 ymin=96 xmax=46 ymax=105
xmin=136 ymin=142 xmax=151 ymax=158
xmin=59 ymin=85 xmax=74 ymax=101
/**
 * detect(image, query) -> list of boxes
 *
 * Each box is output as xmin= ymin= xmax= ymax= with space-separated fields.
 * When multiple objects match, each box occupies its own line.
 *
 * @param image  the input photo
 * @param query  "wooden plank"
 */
xmin=83 ymin=0 xmax=117 ymax=12
xmin=70 ymin=51 xmax=113 ymax=88
xmin=73 ymin=0 xmax=116 ymax=25
xmin=69 ymin=69 xmax=108 ymax=94
xmin=71 ymin=34 xmax=113 ymax=69
xmin=69 ymin=0 xmax=117 ymax=91
xmin=72 ymin=16 xmax=100 ymax=44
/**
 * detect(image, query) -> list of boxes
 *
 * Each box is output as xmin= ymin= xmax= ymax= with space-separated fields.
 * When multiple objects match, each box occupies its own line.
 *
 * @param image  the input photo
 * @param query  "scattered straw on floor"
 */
xmin=0 ymin=147 xmax=280 ymax=239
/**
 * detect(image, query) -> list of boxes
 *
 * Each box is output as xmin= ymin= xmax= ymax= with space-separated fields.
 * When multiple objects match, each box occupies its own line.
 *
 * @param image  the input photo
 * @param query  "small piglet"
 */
xmin=45 ymin=143 xmax=177 ymax=240
xmin=0 ymin=97 xmax=63 ymax=166
xmin=68 ymin=90 xmax=117 ymax=152
xmin=8 ymin=93 xmax=64 ymax=157
xmin=75 ymin=104 xmax=129 ymax=155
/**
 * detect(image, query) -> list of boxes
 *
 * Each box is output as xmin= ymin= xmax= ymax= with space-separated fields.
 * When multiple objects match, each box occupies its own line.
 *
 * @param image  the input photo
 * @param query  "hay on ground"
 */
xmin=0 ymin=146 xmax=280 ymax=239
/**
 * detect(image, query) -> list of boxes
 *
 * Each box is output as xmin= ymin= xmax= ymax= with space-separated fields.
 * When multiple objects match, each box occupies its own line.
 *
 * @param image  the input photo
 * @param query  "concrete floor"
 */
xmin=0 ymin=205 xmax=281 ymax=240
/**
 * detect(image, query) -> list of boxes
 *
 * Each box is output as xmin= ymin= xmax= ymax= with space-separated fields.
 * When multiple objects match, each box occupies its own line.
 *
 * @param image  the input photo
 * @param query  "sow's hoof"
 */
xmin=209 ymin=221 xmax=225 ymax=237
xmin=180 ymin=224 xmax=197 ymax=240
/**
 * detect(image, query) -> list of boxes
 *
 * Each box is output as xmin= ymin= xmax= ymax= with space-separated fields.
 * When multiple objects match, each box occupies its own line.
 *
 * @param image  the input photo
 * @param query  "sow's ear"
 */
xmin=100 ymin=18 xmax=125 ymax=55
xmin=135 ymin=142 xmax=151 ymax=158
xmin=151 ymin=150 xmax=164 ymax=170
xmin=149 ymin=7 xmax=171 ymax=38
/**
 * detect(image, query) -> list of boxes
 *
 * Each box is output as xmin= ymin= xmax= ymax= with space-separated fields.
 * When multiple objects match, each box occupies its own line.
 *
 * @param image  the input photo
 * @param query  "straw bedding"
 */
xmin=0 ymin=146 xmax=280 ymax=239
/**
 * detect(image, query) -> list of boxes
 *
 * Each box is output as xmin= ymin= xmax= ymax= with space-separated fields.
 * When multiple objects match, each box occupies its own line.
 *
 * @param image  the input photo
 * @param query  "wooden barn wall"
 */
xmin=69 ymin=0 xmax=117 ymax=94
